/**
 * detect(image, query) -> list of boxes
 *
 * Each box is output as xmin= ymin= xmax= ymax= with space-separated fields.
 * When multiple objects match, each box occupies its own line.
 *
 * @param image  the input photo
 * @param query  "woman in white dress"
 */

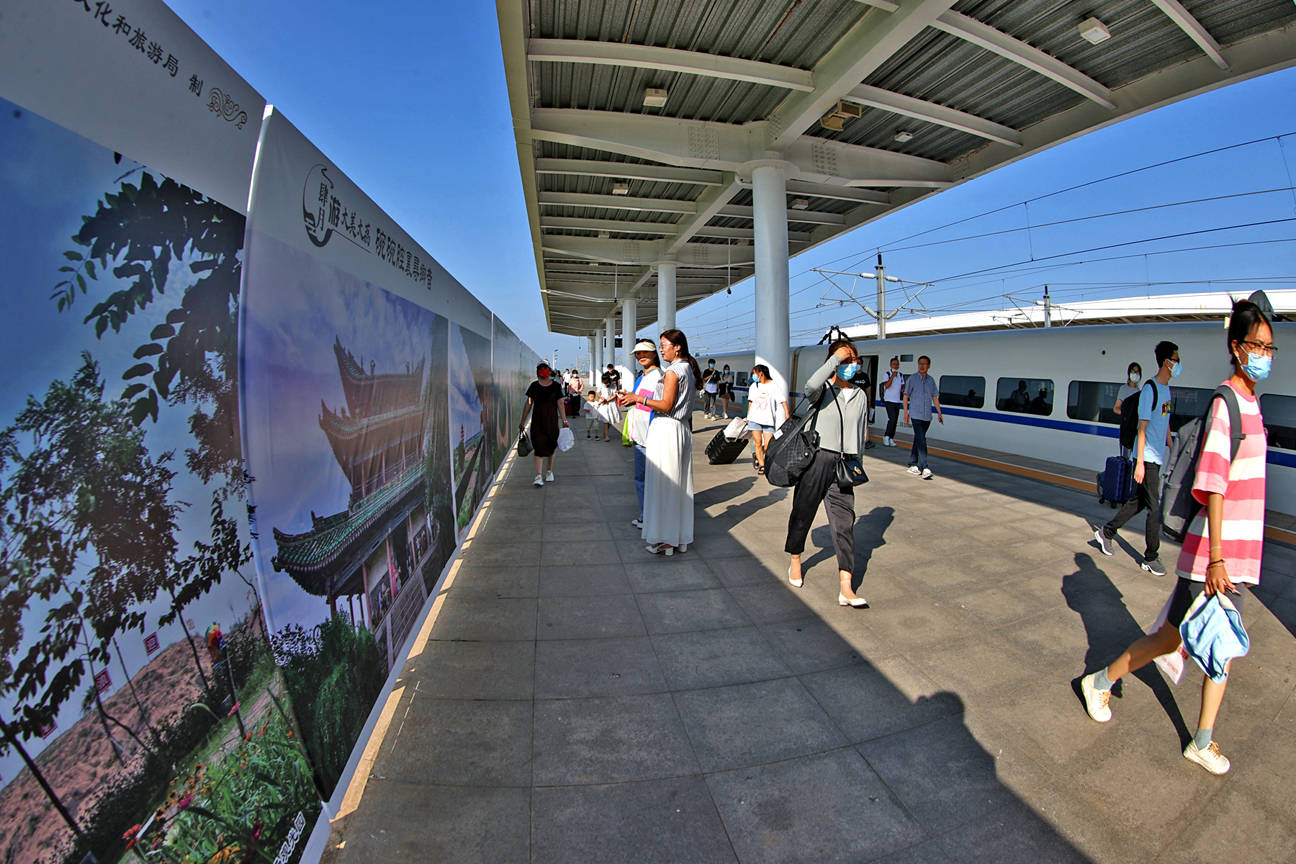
xmin=626 ymin=329 xmax=699 ymax=555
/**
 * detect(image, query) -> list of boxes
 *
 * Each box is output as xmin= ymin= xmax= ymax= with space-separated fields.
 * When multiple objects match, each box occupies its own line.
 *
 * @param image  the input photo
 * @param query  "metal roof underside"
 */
xmin=497 ymin=0 xmax=1296 ymax=336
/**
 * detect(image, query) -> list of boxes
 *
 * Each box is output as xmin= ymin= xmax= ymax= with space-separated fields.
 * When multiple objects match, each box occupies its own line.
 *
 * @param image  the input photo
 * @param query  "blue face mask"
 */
xmin=838 ymin=362 xmax=861 ymax=380
xmin=1170 ymin=360 xmax=1182 ymax=378
xmin=1242 ymin=351 xmax=1271 ymax=382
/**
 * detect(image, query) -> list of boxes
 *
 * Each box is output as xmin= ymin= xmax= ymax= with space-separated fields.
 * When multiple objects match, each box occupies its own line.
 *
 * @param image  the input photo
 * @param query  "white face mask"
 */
xmin=1128 ymin=372 xmax=1140 ymax=385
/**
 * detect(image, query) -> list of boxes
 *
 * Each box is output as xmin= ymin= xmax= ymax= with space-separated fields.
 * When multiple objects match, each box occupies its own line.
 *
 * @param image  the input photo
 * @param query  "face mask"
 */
xmin=1170 ymin=361 xmax=1182 ymax=379
xmin=709 ymin=363 xmax=715 ymax=368
xmin=1241 ymin=351 xmax=1271 ymax=382
xmin=538 ymin=370 xmax=551 ymax=379
xmin=838 ymin=362 xmax=861 ymax=380
xmin=1128 ymin=372 xmax=1140 ymax=385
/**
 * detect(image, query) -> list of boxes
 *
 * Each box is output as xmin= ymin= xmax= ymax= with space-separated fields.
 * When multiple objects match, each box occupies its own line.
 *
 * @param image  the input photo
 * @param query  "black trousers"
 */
xmin=884 ymin=401 xmax=901 ymax=438
xmin=784 ymin=448 xmax=856 ymax=571
xmin=1103 ymin=461 xmax=1162 ymax=561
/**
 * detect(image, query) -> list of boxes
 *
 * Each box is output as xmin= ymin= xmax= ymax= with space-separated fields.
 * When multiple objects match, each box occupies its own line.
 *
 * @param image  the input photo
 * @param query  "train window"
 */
xmin=736 ymin=371 xmax=749 ymax=386
xmin=1167 ymin=386 xmax=1213 ymax=434
xmin=900 ymin=354 xmax=913 ymax=362
xmin=939 ymin=375 xmax=985 ymax=408
xmin=1260 ymin=394 xmax=1296 ymax=450
xmin=1066 ymin=381 xmax=1122 ymax=424
xmin=996 ymin=377 xmax=1054 ymax=415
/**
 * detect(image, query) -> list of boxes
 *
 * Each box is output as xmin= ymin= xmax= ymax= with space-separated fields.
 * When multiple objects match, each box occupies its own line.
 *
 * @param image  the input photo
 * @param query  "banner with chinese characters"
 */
xmin=0 ymin=0 xmax=264 ymax=212
xmin=0 ymin=91 xmax=314 ymax=864
xmin=239 ymin=108 xmax=538 ymax=851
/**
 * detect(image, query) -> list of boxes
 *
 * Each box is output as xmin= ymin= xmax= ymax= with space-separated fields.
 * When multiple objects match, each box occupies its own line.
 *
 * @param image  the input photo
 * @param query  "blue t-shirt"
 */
xmin=1137 ymin=379 xmax=1173 ymax=465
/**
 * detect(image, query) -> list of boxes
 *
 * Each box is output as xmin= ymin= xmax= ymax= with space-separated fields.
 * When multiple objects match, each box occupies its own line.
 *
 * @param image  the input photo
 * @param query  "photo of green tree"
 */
xmin=0 ymin=97 xmax=318 ymax=864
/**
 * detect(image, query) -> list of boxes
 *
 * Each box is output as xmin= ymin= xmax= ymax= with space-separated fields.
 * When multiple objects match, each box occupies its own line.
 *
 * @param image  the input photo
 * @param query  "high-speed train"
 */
xmin=705 ymin=319 xmax=1296 ymax=519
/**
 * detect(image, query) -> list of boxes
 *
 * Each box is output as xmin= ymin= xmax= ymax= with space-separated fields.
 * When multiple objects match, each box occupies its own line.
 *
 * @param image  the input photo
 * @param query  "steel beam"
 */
xmin=845 ymin=84 xmax=1021 ymax=147
xmin=539 ymin=191 xmax=698 ymax=215
xmin=933 ymin=11 xmax=1115 ymax=109
xmin=527 ymin=38 xmax=815 ymax=91
xmin=534 ymin=158 xmax=725 ymax=186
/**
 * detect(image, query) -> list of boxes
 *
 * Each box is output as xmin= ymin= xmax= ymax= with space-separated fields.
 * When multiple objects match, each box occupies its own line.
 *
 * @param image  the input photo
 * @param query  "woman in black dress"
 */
xmin=519 ymin=362 xmax=569 ymax=487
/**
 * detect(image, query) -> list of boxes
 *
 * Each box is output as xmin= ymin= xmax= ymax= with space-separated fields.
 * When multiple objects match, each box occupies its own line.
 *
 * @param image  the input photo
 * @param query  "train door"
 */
xmin=860 ymin=352 xmax=881 ymax=406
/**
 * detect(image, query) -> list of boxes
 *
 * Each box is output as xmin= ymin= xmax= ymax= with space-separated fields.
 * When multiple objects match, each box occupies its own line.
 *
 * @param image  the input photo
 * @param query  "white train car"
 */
xmin=705 ymin=319 xmax=1296 ymax=519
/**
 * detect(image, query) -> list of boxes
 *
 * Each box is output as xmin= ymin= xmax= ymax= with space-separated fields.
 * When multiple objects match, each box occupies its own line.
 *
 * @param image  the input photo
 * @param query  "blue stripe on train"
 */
xmin=725 ymin=388 xmax=1296 ymax=468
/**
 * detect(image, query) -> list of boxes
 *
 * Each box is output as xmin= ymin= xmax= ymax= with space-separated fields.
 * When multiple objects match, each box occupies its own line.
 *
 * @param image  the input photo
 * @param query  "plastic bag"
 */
xmin=557 ymin=426 xmax=575 ymax=452
xmin=723 ymin=416 xmax=748 ymax=440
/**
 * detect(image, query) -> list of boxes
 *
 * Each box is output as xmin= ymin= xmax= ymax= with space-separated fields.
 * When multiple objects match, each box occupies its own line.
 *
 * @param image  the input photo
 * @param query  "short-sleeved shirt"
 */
xmin=882 ymin=370 xmax=904 ymax=403
xmin=702 ymin=367 xmax=719 ymax=393
xmin=746 ymin=379 xmax=788 ymax=428
xmin=905 ymin=373 xmax=939 ymax=421
xmin=1137 ymin=380 xmax=1172 ymax=465
xmin=1175 ymin=380 xmax=1266 ymax=585
xmin=1114 ymin=381 xmax=1139 ymax=410
xmin=628 ymin=366 xmax=664 ymax=445
xmin=662 ymin=360 xmax=695 ymax=420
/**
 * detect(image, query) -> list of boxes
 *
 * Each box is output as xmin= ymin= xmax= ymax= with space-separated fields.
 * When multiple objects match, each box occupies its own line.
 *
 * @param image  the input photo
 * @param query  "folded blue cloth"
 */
xmin=1179 ymin=593 xmax=1249 ymax=682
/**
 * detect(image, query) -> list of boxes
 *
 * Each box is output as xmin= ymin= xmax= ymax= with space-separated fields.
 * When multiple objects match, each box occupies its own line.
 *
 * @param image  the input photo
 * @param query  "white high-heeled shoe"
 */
xmin=838 ymin=593 xmax=868 ymax=608
xmin=788 ymin=565 xmax=803 ymax=588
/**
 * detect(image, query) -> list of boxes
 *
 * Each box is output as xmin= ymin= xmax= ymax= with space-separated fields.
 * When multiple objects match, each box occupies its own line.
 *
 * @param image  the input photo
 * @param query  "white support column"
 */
xmin=751 ymin=160 xmax=792 ymax=394
xmin=657 ymin=261 xmax=677 ymax=333
xmin=588 ymin=335 xmax=597 ymax=382
xmin=604 ymin=317 xmax=616 ymax=374
xmin=592 ymin=330 xmax=602 ymax=378
xmin=621 ymin=299 xmax=637 ymax=368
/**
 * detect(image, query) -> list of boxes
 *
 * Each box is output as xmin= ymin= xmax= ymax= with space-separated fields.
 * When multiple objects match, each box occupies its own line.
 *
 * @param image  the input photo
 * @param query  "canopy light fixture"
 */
xmin=1078 ymin=17 xmax=1110 ymax=44
xmin=643 ymin=87 xmax=668 ymax=108
xmin=611 ymin=181 xmax=630 ymax=195
xmin=893 ymin=130 xmax=914 ymax=143
xmin=789 ymin=198 xmax=810 ymax=210
xmin=819 ymin=99 xmax=862 ymax=133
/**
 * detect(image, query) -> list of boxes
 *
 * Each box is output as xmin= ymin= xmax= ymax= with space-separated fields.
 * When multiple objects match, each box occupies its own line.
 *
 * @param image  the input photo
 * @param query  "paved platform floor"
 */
xmin=323 ymin=416 xmax=1296 ymax=863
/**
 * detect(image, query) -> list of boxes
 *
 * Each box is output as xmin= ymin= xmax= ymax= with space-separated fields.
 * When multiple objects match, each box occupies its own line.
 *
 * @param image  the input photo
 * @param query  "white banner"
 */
xmin=0 ymin=0 xmax=264 ymax=212
xmin=245 ymin=108 xmax=493 ymax=334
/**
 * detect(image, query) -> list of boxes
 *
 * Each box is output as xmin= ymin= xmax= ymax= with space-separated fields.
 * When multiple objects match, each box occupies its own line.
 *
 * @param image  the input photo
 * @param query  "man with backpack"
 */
xmin=1094 ymin=341 xmax=1179 ymax=575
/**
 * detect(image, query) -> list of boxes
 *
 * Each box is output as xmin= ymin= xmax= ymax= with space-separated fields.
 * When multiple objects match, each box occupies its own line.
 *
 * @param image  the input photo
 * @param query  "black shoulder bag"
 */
xmin=764 ymin=392 xmax=825 ymax=488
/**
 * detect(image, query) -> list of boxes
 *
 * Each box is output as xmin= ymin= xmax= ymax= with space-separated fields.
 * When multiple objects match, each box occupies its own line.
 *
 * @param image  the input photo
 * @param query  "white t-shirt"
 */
xmin=747 ymin=379 xmax=788 ymax=428
xmin=628 ymin=366 xmax=665 ymax=445
xmin=703 ymin=367 xmax=719 ymax=394
xmin=882 ymin=368 xmax=904 ymax=403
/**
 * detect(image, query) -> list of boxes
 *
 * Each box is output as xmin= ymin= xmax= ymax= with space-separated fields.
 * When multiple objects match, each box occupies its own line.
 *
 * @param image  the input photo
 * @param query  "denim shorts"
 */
xmin=748 ymin=422 xmax=774 ymax=433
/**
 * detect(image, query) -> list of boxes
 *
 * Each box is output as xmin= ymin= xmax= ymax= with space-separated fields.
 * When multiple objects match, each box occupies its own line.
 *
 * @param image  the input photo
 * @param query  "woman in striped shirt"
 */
xmin=1079 ymin=299 xmax=1273 ymax=775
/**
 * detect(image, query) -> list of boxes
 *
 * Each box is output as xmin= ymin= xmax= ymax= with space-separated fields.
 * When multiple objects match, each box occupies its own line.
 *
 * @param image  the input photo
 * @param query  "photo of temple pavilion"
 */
xmin=271 ymin=337 xmax=438 ymax=672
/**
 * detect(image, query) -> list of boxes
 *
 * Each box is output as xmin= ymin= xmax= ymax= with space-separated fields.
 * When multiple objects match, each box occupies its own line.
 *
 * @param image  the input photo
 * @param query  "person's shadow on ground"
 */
xmin=1063 ymin=552 xmax=1190 ymax=745
xmin=803 ymin=505 xmax=895 ymax=594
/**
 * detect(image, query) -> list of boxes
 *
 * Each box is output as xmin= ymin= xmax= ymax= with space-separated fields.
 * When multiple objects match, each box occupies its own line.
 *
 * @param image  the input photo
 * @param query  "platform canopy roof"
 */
xmin=497 ymin=0 xmax=1296 ymax=337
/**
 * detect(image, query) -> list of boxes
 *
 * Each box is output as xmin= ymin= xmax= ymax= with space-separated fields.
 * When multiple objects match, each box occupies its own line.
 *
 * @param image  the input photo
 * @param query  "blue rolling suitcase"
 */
xmin=1097 ymin=456 xmax=1133 ymax=508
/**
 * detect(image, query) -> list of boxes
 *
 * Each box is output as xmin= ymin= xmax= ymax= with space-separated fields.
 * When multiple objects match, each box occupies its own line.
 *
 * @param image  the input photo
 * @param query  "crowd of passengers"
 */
xmin=514 ymin=296 xmax=1277 ymax=778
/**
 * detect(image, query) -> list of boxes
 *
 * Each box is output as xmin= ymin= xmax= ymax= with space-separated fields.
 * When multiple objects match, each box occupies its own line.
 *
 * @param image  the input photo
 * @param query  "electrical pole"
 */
xmin=1043 ymin=285 xmax=1052 ymax=328
xmin=876 ymin=252 xmax=887 ymax=340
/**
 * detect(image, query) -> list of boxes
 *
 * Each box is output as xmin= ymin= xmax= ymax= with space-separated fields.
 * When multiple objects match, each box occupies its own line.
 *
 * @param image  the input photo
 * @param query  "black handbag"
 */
xmin=517 ymin=430 xmax=533 ymax=457
xmin=764 ymin=393 xmax=824 ymax=488
xmin=828 ymin=385 xmax=869 ymax=489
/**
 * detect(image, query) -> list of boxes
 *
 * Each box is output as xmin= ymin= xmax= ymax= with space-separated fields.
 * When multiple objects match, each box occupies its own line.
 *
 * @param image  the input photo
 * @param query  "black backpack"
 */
xmin=1118 ymin=381 xmax=1153 ymax=451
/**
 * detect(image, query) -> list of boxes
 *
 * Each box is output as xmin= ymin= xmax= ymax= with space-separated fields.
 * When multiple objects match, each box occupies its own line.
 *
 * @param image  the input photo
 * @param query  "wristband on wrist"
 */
xmin=1207 ymin=559 xmax=1225 ymax=569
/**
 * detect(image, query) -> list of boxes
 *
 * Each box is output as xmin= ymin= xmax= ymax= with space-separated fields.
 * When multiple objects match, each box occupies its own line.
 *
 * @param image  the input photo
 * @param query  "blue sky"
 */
xmin=165 ymin=1 xmax=1296 ymax=366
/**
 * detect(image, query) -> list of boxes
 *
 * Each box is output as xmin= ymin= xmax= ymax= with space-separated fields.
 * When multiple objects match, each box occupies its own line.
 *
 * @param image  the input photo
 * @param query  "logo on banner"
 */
xmin=94 ymin=669 xmax=112 ymax=694
xmin=144 ymin=632 xmax=160 ymax=655
xmin=302 ymin=165 xmax=435 ymax=292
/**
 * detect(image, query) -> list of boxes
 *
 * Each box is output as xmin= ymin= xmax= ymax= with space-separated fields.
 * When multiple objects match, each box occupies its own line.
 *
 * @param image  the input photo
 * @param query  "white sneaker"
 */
xmin=921 ymin=468 xmax=933 ymax=479
xmin=533 ymin=474 xmax=544 ymax=487
xmin=1080 ymin=672 xmax=1112 ymax=723
xmin=1183 ymin=739 xmax=1230 ymax=775
xmin=631 ymin=517 xmax=643 ymax=529
xmin=883 ymin=436 xmax=892 ymax=446
xmin=907 ymin=465 xmax=921 ymax=476
xmin=545 ymin=471 xmax=555 ymax=482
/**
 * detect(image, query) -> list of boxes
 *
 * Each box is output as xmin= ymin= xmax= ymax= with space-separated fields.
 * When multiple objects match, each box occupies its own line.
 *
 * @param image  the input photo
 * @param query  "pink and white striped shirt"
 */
xmin=1175 ymin=379 xmax=1266 ymax=585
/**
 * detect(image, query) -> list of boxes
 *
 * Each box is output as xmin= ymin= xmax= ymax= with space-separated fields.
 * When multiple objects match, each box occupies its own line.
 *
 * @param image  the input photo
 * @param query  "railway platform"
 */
xmin=321 ymin=415 xmax=1296 ymax=863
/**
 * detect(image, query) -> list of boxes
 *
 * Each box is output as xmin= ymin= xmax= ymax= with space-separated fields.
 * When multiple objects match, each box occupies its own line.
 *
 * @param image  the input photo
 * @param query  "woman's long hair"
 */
xmin=659 ymin=328 xmax=702 ymax=386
